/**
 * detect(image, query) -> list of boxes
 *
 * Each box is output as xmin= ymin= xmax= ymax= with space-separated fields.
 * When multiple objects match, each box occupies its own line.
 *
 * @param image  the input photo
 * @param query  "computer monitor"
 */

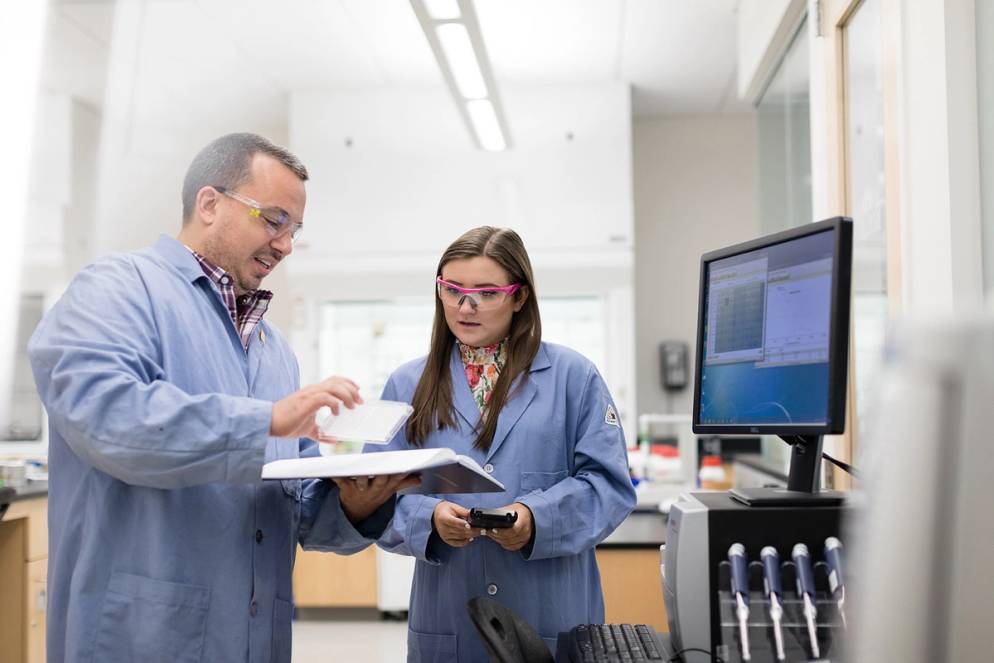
xmin=692 ymin=217 xmax=853 ymax=506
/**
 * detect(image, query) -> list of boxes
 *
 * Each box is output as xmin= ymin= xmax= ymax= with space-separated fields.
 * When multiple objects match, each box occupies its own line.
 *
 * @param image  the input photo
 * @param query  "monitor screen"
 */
xmin=693 ymin=218 xmax=852 ymax=434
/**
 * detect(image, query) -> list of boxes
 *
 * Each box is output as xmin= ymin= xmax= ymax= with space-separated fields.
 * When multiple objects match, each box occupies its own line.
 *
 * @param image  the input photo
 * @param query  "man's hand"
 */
xmin=333 ymin=474 xmax=421 ymax=524
xmin=432 ymin=501 xmax=476 ymax=548
xmin=270 ymin=376 xmax=362 ymax=439
xmin=486 ymin=503 xmax=534 ymax=552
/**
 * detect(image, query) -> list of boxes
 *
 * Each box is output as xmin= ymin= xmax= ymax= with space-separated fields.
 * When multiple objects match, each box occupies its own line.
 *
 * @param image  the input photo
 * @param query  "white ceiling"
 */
xmin=46 ymin=0 xmax=747 ymax=122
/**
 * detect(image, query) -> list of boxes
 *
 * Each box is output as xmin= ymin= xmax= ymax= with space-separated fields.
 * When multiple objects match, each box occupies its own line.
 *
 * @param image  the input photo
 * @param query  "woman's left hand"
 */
xmin=486 ymin=502 xmax=534 ymax=552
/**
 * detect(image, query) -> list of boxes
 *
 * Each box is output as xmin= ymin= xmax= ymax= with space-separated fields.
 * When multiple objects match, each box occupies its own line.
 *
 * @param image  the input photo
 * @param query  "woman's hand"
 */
xmin=486 ymin=503 xmax=534 ymax=552
xmin=432 ymin=501 xmax=476 ymax=548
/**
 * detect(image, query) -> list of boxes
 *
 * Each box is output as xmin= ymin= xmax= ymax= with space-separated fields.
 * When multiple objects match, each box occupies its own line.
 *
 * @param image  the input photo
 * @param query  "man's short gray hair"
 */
xmin=181 ymin=133 xmax=309 ymax=222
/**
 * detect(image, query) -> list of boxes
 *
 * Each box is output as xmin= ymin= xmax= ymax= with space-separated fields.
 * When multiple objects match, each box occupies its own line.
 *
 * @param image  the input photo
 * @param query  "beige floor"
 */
xmin=292 ymin=619 xmax=408 ymax=662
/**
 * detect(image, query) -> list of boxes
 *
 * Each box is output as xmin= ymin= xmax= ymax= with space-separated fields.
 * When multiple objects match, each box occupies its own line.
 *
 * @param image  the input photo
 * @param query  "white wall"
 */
xmin=632 ymin=114 xmax=759 ymax=418
xmin=897 ymin=0 xmax=983 ymax=314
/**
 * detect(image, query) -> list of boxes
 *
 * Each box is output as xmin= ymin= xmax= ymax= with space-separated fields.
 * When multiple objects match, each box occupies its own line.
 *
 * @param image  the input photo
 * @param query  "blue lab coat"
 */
xmin=28 ymin=235 xmax=393 ymax=663
xmin=369 ymin=343 xmax=636 ymax=662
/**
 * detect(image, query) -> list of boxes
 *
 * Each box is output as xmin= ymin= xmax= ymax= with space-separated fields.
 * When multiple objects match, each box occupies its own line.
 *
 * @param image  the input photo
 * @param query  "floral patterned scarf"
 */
xmin=458 ymin=338 xmax=507 ymax=412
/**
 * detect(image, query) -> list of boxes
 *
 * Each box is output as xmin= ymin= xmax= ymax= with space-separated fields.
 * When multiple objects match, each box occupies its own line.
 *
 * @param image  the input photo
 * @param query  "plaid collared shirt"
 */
xmin=188 ymin=249 xmax=273 ymax=351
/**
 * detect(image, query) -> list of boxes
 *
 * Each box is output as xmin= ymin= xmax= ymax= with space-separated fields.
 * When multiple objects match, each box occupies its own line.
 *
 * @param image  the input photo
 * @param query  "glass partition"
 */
xmin=845 ymin=0 xmax=888 ymax=438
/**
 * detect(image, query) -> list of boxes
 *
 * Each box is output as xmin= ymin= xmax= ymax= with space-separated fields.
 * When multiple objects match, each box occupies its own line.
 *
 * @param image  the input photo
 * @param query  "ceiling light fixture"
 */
xmin=423 ymin=0 xmax=460 ymax=20
xmin=435 ymin=23 xmax=487 ymax=99
xmin=410 ymin=0 xmax=511 ymax=151
xmin=466 ymin=99 xmax=506 ymax=151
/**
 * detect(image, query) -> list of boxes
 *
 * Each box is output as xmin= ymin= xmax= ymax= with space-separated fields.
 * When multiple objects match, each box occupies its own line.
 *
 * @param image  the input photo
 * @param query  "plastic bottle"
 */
xmin=648 ymin=444 xmax=683 ymax=483
xmin=698 ymin=455 xmax=728 ymax=490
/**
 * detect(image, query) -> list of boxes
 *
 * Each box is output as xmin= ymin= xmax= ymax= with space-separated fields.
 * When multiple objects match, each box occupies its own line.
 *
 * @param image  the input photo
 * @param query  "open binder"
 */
xmin=262 ymin=447 xmax=505 ymax=494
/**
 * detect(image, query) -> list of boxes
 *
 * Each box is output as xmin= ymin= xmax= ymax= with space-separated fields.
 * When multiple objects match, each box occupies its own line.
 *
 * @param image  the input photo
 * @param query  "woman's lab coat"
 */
xmin=370 ymin=342 xmax=637 ymax=662
xmin=28 ymin=235 xmax=391 ymax=663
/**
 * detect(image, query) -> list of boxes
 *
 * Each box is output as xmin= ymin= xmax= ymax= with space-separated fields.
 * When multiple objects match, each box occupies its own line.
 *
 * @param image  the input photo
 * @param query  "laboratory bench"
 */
xmin=4 ymin=484 xmax=673 ymax=658
xmin=0 ymin=481 xmax=48 ymax=663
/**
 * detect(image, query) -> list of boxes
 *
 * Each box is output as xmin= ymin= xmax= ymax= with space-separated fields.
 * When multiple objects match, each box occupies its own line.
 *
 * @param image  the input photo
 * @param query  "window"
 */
xmin=845 ymin=0 xmax=888 ymax=437
xmin=1 ymin=295 xmax=44 ymax=441
xmin=756 ymin=16 xmax=812 ymax=235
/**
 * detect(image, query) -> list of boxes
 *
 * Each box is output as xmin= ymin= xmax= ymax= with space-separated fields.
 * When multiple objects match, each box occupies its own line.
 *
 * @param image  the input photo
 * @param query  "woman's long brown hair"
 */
xmin=405 ymin=226 xmax=542 ymax=452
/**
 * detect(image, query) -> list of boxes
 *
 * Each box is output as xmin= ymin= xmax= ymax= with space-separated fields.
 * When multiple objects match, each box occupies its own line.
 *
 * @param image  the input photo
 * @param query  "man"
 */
xmin=28 ymin=133 xmax=415 ymax=662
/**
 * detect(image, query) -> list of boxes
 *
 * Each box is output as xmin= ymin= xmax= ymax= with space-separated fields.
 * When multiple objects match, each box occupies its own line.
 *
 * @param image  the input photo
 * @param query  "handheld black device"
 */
xmin=468 ymin=507 xmax=518 ymax=529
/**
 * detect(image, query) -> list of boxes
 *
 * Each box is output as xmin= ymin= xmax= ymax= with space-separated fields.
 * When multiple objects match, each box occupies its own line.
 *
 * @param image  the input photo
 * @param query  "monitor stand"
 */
xmin=730 ymin=435 xmax=846 ymax=507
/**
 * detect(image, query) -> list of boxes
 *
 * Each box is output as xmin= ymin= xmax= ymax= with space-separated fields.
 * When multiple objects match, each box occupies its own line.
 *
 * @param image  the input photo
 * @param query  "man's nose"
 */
xmin=271 ymin=231 xmax=293 ymax=256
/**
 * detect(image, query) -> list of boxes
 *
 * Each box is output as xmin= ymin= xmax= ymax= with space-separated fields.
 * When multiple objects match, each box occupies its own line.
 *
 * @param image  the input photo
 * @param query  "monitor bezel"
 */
xmin=692 ymin=216 xmax=853 ymax=436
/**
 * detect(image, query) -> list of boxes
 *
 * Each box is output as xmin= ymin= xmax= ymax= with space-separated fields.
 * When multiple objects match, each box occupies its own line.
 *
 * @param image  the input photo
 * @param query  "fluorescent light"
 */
xmin=410 ymin=0 xmax=511 ymax=150
xmin=424 ymin=0 xmax=460 ymax=20
xmin=435 ymin=23 xmax=488 ymax=99
xmin=466 ymin=99 xmax=506 ymax=151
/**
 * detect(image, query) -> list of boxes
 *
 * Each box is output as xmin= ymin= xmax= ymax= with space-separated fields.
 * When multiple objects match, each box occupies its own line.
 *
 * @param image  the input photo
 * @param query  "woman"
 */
xmin=368 ymin=226 xmax=636 ymax=662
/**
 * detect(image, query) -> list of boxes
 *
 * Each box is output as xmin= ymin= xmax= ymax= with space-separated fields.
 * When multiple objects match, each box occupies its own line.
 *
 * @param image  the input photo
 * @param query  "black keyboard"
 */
xmin=565 ymin=623 xmax=666 ymax=662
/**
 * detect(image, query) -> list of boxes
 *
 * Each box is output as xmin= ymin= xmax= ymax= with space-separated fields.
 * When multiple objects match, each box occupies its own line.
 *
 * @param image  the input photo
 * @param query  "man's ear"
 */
xmin=513 ymin=286 xmax=530 ymax=312
xmin=196 ymin=186 xmax=221 ymax=227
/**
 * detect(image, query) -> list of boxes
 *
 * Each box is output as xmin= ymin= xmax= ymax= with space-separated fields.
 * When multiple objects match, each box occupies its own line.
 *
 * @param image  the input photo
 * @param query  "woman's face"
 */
xmin=439 ymin=256 xmax=528 ymax=347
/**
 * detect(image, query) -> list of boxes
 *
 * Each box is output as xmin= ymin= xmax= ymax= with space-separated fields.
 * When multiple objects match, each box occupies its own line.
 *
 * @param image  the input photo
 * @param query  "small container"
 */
xmin=648 ymin=444 xmax=683 ymax=483
xmin=698 ymin=455 xmax=729 ymax=490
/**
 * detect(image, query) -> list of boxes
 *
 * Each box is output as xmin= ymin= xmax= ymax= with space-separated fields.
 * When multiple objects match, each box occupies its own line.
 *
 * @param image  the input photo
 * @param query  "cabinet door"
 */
xmin=292 ymin=546 xmax=378 ymax=608
xmin=0 ymin=521 xmax=26 ymax=663
xmin=595 ymin=548 xmax=668 ymax=632
xmin=25 ymin=558 xmax=46 ymax=663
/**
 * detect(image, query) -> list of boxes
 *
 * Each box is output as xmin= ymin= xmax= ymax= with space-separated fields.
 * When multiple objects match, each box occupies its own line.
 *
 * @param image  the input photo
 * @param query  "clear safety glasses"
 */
xmin=436 ymin=277 xmax=522 ymax=311
xmin=214 ymin=186 xmax=304 ymax=244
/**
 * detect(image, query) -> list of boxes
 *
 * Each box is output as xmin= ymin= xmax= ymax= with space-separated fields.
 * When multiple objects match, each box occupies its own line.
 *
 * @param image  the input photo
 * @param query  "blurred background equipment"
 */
xmin=847 ymin=315 xmax=994 ymax=662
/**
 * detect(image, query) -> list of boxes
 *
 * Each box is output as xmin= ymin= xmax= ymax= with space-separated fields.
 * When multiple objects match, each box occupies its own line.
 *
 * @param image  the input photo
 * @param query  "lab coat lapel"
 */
xmin=484 ymin=344 xmax=551 ymax=463
xmin=450 ymin=347 xmax=482 ymax=431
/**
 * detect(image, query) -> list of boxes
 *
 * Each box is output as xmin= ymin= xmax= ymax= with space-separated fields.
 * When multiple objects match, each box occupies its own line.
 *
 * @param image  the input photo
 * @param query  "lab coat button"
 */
xmin=484 ymin=464 xmax=494 ymax=474
xmin=249 ymin=601 xmax=258 ymax=616
xmin=255 ymin=529 xmax=264 ymax=543
xmin=487 ymin=583 xmax=498 ymax=596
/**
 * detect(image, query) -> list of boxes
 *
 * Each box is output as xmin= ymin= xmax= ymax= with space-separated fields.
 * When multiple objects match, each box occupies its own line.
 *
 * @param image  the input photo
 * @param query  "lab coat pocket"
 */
xmin=271 ymin=598 xmax=294 ymax=663
xmin=407 ymin=627 xmax=458 ymax=663
xmin=92 ymin=571 xmax=209 ymax=663
xmin=520 ymin=470 xmax=568 ymax=493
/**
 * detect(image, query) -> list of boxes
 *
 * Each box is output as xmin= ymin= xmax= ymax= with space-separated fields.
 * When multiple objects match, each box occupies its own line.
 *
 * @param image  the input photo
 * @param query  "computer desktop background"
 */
xmin=698 ymin=361 xmax=830 ymax=425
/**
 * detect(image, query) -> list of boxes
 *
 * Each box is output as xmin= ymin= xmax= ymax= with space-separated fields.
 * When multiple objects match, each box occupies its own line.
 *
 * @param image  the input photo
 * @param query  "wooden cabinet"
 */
xmin=292 ymin=545 xmax=378 ymax=608
xmin=0 ymin=496 xmax=48 ymax=663
xmin=25 ymin=560 xmax=46 ymax=663
xmin=595 ymin=548 xmax=668 ymax=633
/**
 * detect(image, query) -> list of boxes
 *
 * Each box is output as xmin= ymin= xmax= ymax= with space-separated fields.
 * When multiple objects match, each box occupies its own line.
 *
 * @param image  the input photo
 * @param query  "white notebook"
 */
xmin=315 ymin=399 xmax=414 ymax=444
xmin=262 ymin=447 xmax=505 ymax=495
